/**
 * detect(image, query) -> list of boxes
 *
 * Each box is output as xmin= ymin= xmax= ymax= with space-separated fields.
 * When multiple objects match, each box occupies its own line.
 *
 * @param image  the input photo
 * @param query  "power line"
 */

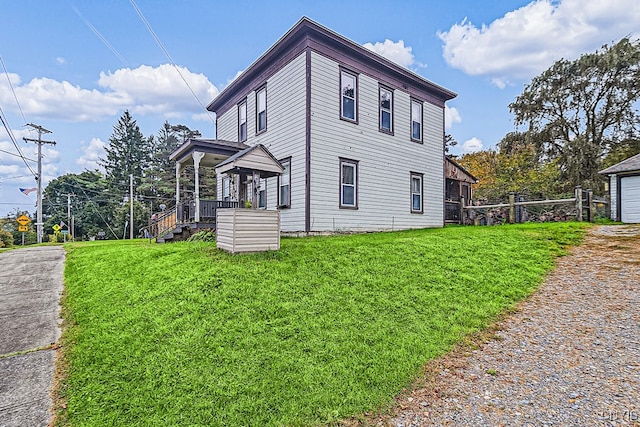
xmin=0 ymin=147 xmax=37 ymax=162
xmin=0 ymin=55 xmax=26 ymax=123
xmin=129 ymin=0 xmax=216 ymax=128
xmin=72 ymin=6 xmax=128 ymax=65
xmin=0 ymin=107 xmax=37 ymax=177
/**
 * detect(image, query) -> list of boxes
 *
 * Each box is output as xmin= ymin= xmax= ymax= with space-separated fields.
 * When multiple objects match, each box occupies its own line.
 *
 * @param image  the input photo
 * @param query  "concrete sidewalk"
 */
xmin=0 ymin=246 xmax=65 ymax=427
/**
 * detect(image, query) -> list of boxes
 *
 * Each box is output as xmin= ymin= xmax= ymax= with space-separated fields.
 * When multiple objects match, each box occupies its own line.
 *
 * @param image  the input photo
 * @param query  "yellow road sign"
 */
xmin=18 ymin=225 xmax=29 ymax=232
xmin=16 ymin=215 xmax=31 ymax=225
xmin=52 ymin=224 xmax=61 ymax=232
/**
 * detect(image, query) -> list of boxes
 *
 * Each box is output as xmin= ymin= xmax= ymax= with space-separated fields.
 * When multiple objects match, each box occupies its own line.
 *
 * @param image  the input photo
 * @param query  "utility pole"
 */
xmin=23 ymin=124 xmax=56 ymax=244
xmin=130 ymin=174 xmax=134 ymax=239
xmin=65 ymin=193 xmax=75 ymax=242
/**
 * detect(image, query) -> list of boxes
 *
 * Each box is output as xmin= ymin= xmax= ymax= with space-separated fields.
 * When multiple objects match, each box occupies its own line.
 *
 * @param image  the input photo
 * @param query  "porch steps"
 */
xmin=156 ymin=225 xmax=190 ymax=243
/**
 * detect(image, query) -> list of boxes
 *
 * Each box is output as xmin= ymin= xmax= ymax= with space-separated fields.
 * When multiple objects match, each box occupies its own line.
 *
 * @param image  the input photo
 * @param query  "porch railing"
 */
xmin=177 ymin=199 xmax=239 ymax=223
xmin=149 ymin=199 xmax=240 ymax=240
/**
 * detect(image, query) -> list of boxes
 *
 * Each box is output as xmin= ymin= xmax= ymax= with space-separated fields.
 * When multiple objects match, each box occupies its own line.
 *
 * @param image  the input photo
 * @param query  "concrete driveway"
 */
xmin=0 ymin=246 xmax=65 ymax=427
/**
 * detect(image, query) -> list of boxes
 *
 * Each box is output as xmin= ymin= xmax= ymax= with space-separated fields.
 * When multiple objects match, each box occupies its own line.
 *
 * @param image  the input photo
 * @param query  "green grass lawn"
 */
xmin=58 ymin=223 xmax=586 ymax=426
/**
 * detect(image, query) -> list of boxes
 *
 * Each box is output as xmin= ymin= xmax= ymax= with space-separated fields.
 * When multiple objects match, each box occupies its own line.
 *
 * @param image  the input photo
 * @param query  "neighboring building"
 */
xmin=208 ymin=17 xmax=456 ymax=233
xmin=444 ymin=156 xmax=477 ymax=224
xmin=599 ymin=153 xmax=640 ymax=223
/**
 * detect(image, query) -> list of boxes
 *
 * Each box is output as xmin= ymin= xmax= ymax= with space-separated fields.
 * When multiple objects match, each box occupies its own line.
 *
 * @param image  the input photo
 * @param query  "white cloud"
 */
xmin=98 ymin=64 xmax=219 ymax=115
xmin=76 ymin=137 xmax=106 ymax=171
xmin=0 ymin=164 xmax=20 ymax=175
xmin=0 ymin=64 xmax=219 ymax=122
xmin=445 ymin=105 xmax=462 ymax=130
xmin=438 ymin=0 xmax=640 ymax=87
xmin=462 ymin=137 xmax=483 ymax=153
xmin=56 ymin=57 xmax=66 ymax=65
xmin=363 ymin=39 xmax=416 ymax=68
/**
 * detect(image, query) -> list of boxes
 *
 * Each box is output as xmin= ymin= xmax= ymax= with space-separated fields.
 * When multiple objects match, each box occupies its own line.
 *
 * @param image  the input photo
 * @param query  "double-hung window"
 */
xmin=340 ymin=70 xmax=357 ymax=122
xmin=411 ymin=99 xmax=423 ymax=142
xmin=340 ymin=158 xmax=358 ymax=209
xmin=258 ymin=178 xmax=267 ymax=209
xmin=238 ymin=100 xmax=247 ymax=142
xmin=278 ymin=158 xmax=291 ymax=207
xmin=256 ymin=86 xmax=267 ymax=133
xmin=410 ymin=172 xmax=423 ymax=213
xmin=379 ymin=86 xmax=393 ymax=133
xmin=222 ymin=176 xmax=231 ymax=202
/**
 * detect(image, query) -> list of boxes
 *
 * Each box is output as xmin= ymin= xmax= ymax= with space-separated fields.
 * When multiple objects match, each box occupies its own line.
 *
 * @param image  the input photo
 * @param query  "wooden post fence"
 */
xmin=460 ymin=185 xmax=606 ymax=225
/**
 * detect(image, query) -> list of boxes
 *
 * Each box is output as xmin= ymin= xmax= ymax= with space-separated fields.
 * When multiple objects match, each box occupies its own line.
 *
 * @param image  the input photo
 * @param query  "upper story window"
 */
xmin=278 ymin=158 xmax=291 ymax=208
xmin=411 ymin=99 xmax=423 ymax=142
xmin=340 ymin=70 xmax=357 ymax=122
xmin=379 ymin=86 xmax=393 ymax=133
xmin=256 ymin=86 xmax=267 ymax=134
xmin=411 ymin=172 xmax=423 ymax=213
xmin=238 ymin=100 xmax=247 ymax=142
xmin=340 ymin=158 xmax=358 ymax=209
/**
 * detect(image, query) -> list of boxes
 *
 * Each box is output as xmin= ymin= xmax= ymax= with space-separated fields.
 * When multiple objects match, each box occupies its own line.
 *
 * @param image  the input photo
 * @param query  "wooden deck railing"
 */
xmin=149 ymin=200 xmax=240 ymax=240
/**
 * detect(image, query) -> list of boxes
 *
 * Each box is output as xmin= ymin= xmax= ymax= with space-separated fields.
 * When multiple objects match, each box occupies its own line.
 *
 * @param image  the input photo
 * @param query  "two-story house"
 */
xmin=208 ymin=17 xmax=456 ymax=233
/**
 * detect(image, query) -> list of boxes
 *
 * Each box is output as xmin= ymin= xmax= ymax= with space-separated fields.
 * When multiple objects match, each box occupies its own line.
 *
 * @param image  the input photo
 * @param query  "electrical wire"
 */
xmin=129 ymin=0 xmax=216 ymax=128
xmin=0 ymin=55 xmax=26 ymax=123
xmin=0 ymin=107 xmax=37 ymax=177
xmin=0 ymin=147 xmax=36 ymax=162
xmin=71 ymin=6 xmax=128 ymax=65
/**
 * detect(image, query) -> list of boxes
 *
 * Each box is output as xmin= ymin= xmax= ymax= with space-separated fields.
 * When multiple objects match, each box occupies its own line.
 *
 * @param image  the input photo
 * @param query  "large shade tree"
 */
xmin=509 ymin=38 xmax=640 ymax=192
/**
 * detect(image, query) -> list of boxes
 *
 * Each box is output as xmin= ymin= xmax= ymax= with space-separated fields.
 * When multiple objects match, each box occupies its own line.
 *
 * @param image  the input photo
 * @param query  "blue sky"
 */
xmin=1 ymin=0 xmax=639 ymax=217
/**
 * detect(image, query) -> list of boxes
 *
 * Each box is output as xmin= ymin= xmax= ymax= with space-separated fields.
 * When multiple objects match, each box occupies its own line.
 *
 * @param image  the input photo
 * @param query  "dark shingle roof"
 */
xmin=599 ymin=153 xmax=640 ymax=175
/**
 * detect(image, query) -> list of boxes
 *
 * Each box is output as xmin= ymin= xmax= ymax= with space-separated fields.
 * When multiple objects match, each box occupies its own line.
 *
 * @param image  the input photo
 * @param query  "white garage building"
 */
xmin=600 ymin=153 xmax=640 ymax=223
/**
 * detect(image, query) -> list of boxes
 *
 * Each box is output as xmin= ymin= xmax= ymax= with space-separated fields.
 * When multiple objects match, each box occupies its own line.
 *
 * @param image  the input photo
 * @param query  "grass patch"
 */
xmin=58 ymin=222 xmax=586 ymax=426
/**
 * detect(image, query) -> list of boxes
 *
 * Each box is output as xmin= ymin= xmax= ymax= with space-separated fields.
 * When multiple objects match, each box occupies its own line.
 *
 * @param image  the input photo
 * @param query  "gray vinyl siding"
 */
xmin=215 ymin=52 xmax=307 ymax=231
xmin=308 ymin=51 xmax=444 ymax=231
xmin=216 ymin=107 xmax=237 ymax=141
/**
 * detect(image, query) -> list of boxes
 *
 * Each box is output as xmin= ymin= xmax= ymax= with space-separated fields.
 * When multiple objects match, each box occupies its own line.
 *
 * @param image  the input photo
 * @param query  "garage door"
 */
xmin=621 ymin=175 xmax=640 ymax=223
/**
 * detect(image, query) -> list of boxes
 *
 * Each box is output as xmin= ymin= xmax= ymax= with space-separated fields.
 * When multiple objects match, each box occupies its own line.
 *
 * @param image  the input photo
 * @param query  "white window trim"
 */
xmin=379 ymin=85 xmax=393 ymax=134
xmin=411 ymin=172 xmax=423 ymax=213
xmin=258 ymin=178 xmax=267 ymax=209
xmin=278 ymin=158 xmax=291 ymax=208
xmin=340 ymin=69 xmax=358 ymax=123
xmin=339 ymin=158 xmax=358 ymax=209
xmin=238 ymin=100 xmax=247 ymax=142
xmin=411 ymin=99 xmax=423 ymax=143
xmin=222 ymin=176 xmax=231 ymax=202
xmin=256 ymin=86 xmax=267 ymax=134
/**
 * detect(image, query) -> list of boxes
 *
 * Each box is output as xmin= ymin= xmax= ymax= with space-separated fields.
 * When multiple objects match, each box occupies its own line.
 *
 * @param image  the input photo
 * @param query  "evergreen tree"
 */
xmin=141 ymin=122 xmax=205 ymax=210
xmin=100 ymin=111 xmax=152 ymax=195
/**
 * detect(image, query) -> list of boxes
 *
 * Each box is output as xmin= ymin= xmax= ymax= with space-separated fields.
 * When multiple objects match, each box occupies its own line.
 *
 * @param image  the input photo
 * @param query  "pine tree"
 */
xmin=100 ymin=111 xmax=151 ymax=195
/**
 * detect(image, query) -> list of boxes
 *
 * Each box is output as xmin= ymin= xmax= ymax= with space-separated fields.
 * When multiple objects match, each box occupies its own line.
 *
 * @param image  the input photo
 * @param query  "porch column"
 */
xmin=192 ymin=151 xmax=205 ymax=222
xmin=175 ymin=161 xmax=181 ymax=207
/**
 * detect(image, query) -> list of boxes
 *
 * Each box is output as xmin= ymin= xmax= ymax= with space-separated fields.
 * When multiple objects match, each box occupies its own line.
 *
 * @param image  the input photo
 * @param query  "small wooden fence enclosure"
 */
xmin=461 ymin=186 xmax=607 ymax=225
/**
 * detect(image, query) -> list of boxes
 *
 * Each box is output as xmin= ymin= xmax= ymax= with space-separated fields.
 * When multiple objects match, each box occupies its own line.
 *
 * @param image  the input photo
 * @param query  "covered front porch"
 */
xmin=149 ymin=139 xmax=283 ymax=245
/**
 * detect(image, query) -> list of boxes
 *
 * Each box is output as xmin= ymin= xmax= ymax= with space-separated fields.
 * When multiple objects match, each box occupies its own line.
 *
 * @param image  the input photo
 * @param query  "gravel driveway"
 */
xmin=368 ymin=225 xmax=640 ymax=427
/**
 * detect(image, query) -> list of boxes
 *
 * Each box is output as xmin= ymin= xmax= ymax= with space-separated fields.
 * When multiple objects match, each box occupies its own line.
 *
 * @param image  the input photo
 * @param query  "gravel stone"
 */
xmin=373 ymin=225 xmax=640 ymax=427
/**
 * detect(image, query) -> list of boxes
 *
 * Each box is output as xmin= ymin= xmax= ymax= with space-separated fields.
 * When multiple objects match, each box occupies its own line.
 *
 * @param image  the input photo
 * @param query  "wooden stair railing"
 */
xmin=149 ymin=207 xmax=177 ymax=242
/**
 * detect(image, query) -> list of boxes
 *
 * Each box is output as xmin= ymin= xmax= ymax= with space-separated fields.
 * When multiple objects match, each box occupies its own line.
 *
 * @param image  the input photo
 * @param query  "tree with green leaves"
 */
xmin=458 ymin=132 xmax=561 ymax=202
xmin=42 ymin=171 xmax=115 ymax=239
xmin=509 ymin=37 xmax=640 ymax=192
